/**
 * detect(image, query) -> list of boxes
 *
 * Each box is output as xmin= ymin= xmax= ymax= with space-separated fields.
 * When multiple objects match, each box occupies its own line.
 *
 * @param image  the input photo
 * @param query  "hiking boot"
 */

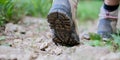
xmin=47 ymin=0 xmax=80 ymax=46
xmin=97 ymin=6 xmax=118 ymax=40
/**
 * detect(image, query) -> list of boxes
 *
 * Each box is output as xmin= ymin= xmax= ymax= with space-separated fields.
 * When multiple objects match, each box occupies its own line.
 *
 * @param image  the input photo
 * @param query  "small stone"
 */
xmin=14 ymin=39 xmax=22 ymax=43
xmin=40 ymin=42 xmax=49 ymax=51
xmin=5 ymin=23 xmax=26 ymax=33
xmin=53 ymin=47 xmax=62 ymax=55
xmin=81 ymin=32 xmax=90 ymax=40
xmin=35 ymin=37 xmax=43 ymax=43
xmin=46 ymin=32 xmax=53 ymax=38
xmin=25 ymin=31 xmax=34 ymax=37
xmin=5 ymin=23 xmax=17 ymax=33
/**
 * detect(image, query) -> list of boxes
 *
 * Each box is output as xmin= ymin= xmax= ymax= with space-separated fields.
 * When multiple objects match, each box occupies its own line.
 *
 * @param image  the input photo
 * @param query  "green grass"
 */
xmin=77 ymin=1 xmax=102 ymax=21
xmin=0 ymin=0 xmax=14 ymax=26
xmin=15 ymin=0 xmax=52 ymax=17
xmin=0 ymin=0 xmax=52 ymax=26
xmin=111 ymin=30 xmax=120 ymax=51
xmin=84 ymin=30 xmax=120 ymax=52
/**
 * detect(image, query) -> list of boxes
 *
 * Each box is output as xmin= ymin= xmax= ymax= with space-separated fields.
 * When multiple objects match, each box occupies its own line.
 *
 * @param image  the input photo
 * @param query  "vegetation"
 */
xmin=0 ymin=0 xmax=52 ymax=26
xmin=85 ymin=30 xmax=120 ymax=52
xmin=77 ymin=1 xmax=102 ymax=21
xmin=112 ymin=30 xmax=120 ymax=51
xmin=0 ymin=0 xmax=14 ymax=26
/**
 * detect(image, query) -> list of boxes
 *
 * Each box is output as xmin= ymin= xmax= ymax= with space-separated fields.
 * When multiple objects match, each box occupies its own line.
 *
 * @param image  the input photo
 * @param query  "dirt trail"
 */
xmin=0 ymin=17 xmax=120 ymax=60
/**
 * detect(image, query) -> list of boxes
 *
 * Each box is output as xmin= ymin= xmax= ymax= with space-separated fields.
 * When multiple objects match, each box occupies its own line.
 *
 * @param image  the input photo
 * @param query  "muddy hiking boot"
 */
xmin=97 ymin=6 xmax=118 ymax=40
xmin=47 ymin=0 xmax=80 ymax=46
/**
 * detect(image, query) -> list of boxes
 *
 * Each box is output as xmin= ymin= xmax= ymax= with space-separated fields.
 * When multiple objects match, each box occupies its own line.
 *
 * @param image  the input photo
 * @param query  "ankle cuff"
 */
xmin=104 ymin=3 xmax=119 ymax=12
xmin=99 ymin=5 xmax=118 ymax=19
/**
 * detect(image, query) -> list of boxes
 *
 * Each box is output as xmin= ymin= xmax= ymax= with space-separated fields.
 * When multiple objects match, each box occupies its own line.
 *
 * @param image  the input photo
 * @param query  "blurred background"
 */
xmin=0 ymin=0 xmax=103 ymax=26
xmin=1 ymin=1 xmax=120 ymax=59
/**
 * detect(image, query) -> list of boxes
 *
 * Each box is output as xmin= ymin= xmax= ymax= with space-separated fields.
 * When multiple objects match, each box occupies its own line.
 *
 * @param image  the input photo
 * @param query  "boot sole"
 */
xmin=47 ymin=12 xmax=79 ymax=46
